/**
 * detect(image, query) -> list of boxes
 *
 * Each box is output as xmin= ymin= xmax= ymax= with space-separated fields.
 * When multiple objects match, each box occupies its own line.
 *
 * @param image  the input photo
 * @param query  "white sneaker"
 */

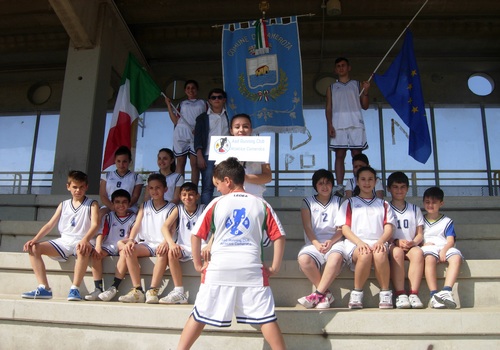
xmin=84 ymin=289 xmax=102 ymax=301
xmin=434 ymin=290 xmax=457 ymax=309
xmin=99 ymin=286 xmax=117 ymax=302
xmin=429 ymin=295 xmax=446 ymax=309
xmin=118 ymin=288 xmax=145 ymax=303
xmin=159 ymin=290 xmax=188 ymax=304
xmin=348 ymin=290 xmax=363 ymax=309
xmin=395 ymin=294 xmax=411 ymax=309
xmin=316 ymin=290 xmax=334 ymax=309
xmin=409 ymin=294 xmax=424 ymax=309
xmin=379 ymin=290 xmax=393 ymax=309
xmin=145 ymin=288 xmax=159 ymax=304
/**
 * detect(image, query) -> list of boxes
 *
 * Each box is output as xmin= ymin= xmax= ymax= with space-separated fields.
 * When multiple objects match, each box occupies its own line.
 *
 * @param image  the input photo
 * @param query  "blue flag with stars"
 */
xmin=374 ymin=30 xmax=432 ymax=164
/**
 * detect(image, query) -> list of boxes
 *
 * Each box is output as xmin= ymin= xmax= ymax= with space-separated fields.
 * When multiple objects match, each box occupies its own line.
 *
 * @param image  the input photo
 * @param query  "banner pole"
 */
xmin=360 ymin=0 xmax=429 ymax=96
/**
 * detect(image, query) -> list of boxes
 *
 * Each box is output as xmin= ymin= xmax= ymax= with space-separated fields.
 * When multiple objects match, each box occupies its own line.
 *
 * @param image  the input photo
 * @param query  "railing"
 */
xmin=0 ymin=169 xmax=497 ymax=197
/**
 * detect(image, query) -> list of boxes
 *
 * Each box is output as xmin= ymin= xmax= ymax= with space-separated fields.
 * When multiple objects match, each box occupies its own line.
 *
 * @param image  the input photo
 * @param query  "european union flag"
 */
xmin=374 ymin=30 xmax=432 ymax=164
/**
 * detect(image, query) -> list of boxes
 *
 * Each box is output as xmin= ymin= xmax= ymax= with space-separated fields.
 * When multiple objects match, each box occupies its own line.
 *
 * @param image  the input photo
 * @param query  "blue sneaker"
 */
xmin=67 ymin=288 xmax=82 ymax=301
xmin=22 ymin=286 xmax=53 ymax=299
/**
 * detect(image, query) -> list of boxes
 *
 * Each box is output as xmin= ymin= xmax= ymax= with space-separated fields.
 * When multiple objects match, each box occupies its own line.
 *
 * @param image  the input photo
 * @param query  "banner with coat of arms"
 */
xmin=222 ymin=16 xmax=305 ymax=134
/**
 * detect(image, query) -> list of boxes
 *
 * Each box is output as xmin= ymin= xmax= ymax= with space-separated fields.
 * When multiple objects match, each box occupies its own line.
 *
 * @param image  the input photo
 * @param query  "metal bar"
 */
xmin=28 ymin=111 xmax=42 ymax=194
xmin=480 ymin=104 xmax=493 ymax=196
xmin=429 ymin=104 xmax=439 ymax=186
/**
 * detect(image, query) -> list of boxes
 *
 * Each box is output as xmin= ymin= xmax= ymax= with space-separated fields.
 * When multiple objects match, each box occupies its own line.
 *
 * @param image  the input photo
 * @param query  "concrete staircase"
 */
xmin=1 ymin=194 xmax=500 ymax=349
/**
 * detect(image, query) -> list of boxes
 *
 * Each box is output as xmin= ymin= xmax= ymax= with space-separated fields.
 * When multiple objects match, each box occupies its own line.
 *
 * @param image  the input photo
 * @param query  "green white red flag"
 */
xmin=102 ymin=53 xmax=161 ymax=170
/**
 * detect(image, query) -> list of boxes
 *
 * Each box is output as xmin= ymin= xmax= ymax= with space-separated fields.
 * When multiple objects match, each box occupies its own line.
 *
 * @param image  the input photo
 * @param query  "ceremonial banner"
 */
xmin=222 ymin=17 xmax=305 ymax=134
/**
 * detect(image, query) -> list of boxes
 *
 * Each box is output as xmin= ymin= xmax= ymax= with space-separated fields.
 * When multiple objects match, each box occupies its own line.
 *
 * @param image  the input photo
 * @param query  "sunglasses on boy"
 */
xmin=209 ymin=95 xmax=225 ymax=100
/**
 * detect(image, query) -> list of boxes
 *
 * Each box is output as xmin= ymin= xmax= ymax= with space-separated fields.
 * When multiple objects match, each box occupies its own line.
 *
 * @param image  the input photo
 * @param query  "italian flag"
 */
xmin=102 ymin=53 xmax=161 ymax=170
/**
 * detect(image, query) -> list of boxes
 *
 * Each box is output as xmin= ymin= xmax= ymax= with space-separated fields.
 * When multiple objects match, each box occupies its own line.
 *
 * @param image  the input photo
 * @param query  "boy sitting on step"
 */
xmin=422 ymin=186 xmax=463 ymax=309
xmin=118 ymin=173 xmax=177 ymax=303
xmin=84 ymin=189 xmax=136 ymax=301
xmin=22 ymin=170 xmax=99 ymax=301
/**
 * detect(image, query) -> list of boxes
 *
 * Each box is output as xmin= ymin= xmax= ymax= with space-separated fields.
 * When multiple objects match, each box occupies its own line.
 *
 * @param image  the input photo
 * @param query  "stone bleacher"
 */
xmin=1 ymin=194 xmax=500 ymax=349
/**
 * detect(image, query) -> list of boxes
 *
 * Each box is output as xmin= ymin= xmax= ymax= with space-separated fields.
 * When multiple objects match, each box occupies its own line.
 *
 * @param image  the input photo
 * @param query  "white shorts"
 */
xmin=329 ymin=127 xmax=368 ymax=150
xmin=101 ymin=243 xmax=120 ymax=256
xmin=345 ymin=240 xmax=389 ymax=271
xmin=137 ymin=241 xmax=161 ymax=257
xmin=421 ymin=245 xmax=464 ymax=260
xmin=49 ymin=236 xmax=90 ymax=262
xmin=191 ymin=284 xmax=277 ymax=327
xmin=173 ymin=124 xmax=196 ymax=157
xmin=177 ymin=243 xmax=207 ymax=262
xmin=297 ymin=241 xmax=346 ymax=270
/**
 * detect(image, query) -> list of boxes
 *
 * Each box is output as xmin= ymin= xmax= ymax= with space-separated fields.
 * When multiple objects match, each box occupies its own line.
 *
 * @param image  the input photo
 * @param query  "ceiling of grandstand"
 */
xmin=1 ymin=0 xmax=499 ymax=110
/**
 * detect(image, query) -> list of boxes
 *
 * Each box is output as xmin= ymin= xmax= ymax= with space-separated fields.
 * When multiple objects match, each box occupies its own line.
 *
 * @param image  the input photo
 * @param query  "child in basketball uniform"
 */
xmin=22 ymin=170 xmax=99 ymax=301
xmin=344 ymin=153 xmax=384 ymax=198
xmin=118 ymin=173 xmax=177 ymax=303
xmin=229 ymin=113 xmax=271 ymax=197
xmin=387 ymin=172 xmax=425 ymax=309
xmin=166 ymin=80 xmax=207 ymax=185
xmin=145 ymin=148 xmax=184 ymax=204
xmin=177 ymin=157 xmax=286 ymax=350
xmin=157 ymin=182 xmax=206 ymax=304
xmin=422 ymin=186 xmax=463 ymax=309
xmin=297 ymin=169 xmax=345 ymax=309
xmin=336 ymin=166 xmax=397 ymax=309
xmin=99 ymin=145 xmax=143 ymax=219
xmin=84 ymin=189 xmax=136 ymax=301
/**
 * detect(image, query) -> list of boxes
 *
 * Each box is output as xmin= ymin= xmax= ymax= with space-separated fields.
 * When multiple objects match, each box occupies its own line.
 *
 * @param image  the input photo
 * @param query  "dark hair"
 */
xmin=335 ymin=57 xmax=350 ymax=65
xmin=207 ymin=88 xmax=227 ymax=100
xmin=111 ymin=189 xmax=131 ymax=202
xmin=67 ymin=170 xmax=88 ymax=185
xmin=352 ymin=153 xmax=369 ymax=165
xmin=184 ymin=80 xmax=199 ymax=90
xmin=147 ymin=173 xmax=167 ymax=188
xmin=353 ymin=166 xmax=377 ymax=196
xmin=213 ymin=157 xmax=245 ymax=185
xmin=180 ymin=181 xmax=198 ymax=194
xmin=230 ymin=113 xmax=252 ymax=128
xmin=312 ymin=169 xmax=334 ymax=192
xmin=114 ymin=145 xmax=132 ymax=161
xmin=387 ymin=171 xmax=409 ymax=188
xmin=423 ymin=186 xmax=444 ymax=201
xmin=158 ymin=148 xmax=176 ymax=173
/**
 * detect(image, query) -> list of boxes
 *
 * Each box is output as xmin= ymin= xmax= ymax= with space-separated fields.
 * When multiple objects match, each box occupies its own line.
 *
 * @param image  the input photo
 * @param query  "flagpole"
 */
xmin=161 ymin=91 xmax=183 ymax=119
xmin=360 ymin=0 xmax=429 ymax=96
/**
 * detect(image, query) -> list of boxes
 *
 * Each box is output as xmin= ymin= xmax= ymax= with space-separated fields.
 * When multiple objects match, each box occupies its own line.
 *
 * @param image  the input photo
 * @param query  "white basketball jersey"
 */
xmin=336 ymin=196 xmax=397 ymax=243
xmin=100 ymin=211 xmax=136 ymax=245
xmin=390 ymin=202 xmax=424 ymax=241
xmin=58 ymin=197 xmax=96 ymax=239
xmin=176 ymin=203 xmax=206 ymax=247
xmin=138 ymin=199 xmax=176 ymax=244
xmin=177 ymin=99 xmax=207 ymax=130
xmin=165 ymin=172 xmax=184 ymax=201
xmin=192 ymin=192 xmax=286 ymax=287
xmin=423 ymin=215 xmax=456 ymax=247
xmin=102 ymin=170 xmax=143 ymax=200
xmin=330 ymin=80 xmax=364 ymax=129
xmin=302 ymin=194 xmax=342 ymax=244
xmin=243 ymin=161 xmax=266 ymax=197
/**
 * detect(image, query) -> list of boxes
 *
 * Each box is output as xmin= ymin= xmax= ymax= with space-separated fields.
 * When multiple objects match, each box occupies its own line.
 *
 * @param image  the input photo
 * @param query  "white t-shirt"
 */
xmin=177 ymin=99 xmax=207 ymax=131
xmin=390 ymin=202 xmax=424 ymax=241
xmin=242 ymin=161 xmax=267 ymax=197
xmin=101 ymin=170 xmax=143 ymax=200
xmin=191 ymin=192 xmax=285 ymax=287
xmin=301 ymin=194 xmax=343 ymax=244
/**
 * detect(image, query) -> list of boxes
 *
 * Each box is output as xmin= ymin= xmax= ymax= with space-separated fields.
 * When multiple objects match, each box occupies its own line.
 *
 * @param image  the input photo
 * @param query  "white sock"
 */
xmin=70 ymin=285 xmax=79 ymax=290
xmin=174 ymin=286 xmax=184 ymax=294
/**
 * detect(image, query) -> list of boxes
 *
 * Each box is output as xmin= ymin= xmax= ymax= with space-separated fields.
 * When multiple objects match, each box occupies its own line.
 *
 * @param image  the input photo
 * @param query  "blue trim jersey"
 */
xmin=176 ymin=203 xmax=206 ymax=247
xmin=192 ymin=192 xmax=286 ymax=287
xmin=99 ymin=211 xmax=136 ymax=247
xmin=423 ymin=214 xmax=456 ymax=247
xmin=301 ymin=194 xmax=343 ymax=244
xmin=101 ymin=170 xmax=143 ymax=200
xmin=390 ymin=202 xmax=424 ymax=241
xmin=58 ymin=197 xmax=97 ymax=239
xmin=138 ymin=199 xmax=176 ymax=244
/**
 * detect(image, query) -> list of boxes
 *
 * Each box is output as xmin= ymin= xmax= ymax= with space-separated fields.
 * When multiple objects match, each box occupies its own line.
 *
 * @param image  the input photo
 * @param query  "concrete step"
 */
xmin=1 ymin=294 xmax=499 ymax=349
xmin=2 ymin=220 xmax=499 ymax=260
xmin=2 ymin=252 xmax=499 ymax=309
